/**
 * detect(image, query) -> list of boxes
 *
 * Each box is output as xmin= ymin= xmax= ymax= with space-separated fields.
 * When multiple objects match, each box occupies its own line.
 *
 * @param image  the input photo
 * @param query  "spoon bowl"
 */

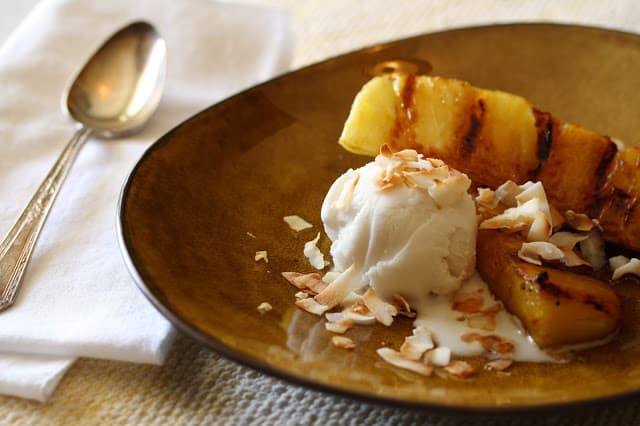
xmin=65 ymin=21 xmax=166 ymax=137
xmin=0 ymin=21 xmax=166 ymax=311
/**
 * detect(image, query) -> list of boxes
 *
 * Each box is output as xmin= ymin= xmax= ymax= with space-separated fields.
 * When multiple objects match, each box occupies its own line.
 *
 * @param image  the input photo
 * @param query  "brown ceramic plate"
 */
xmin=118 ymin=24 xmax=640 ymax=413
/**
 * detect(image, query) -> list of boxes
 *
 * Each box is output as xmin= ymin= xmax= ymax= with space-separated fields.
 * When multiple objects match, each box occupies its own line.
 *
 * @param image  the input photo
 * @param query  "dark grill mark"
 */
xmin=401 ymin=73 xmax=417 ymax=122
xmin=624 ymin=198 xmax=636 ymax=225
xmin=612 ymin=188 xmax=631 ymax=214
xmin=535 ymin=272 xmax=613 ymax=315
xmin=533 ymin=272 xmax=572 ymax=299
xmin=534 ymin=109 xmax=553 ymax=160
xmin=595 ymin=140 xmax=617 ymax=181
xmin=591 ymin=141 xmax=618 ymax=217
xmin=390 ymin=74 xmax=418 ymax=150
xmin=463 ymin=99 xmax=485 ymax=155
xmin=530 ymin=109 xmax=553 ymax=178
xmin=585 ymin=296 xmax=604 ymax=312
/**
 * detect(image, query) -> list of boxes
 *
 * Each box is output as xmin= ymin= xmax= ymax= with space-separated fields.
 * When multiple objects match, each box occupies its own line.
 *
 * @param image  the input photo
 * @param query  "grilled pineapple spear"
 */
xmin=339 ymin=74 xmax=640 ymax=252
xmin=339 ymin=74 xmax=625 ymax=348
xmin=477 ymin=229 xmax=621 ymax=348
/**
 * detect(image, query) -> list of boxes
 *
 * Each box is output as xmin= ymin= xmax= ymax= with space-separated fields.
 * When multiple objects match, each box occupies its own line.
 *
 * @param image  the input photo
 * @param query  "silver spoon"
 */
xmin=0 ymin=21 xmax=166 ymax=311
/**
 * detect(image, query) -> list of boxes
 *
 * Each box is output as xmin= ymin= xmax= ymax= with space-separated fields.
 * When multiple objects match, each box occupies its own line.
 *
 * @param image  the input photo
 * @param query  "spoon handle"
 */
xmin=0 ymin=127 xmax=91 ymax=311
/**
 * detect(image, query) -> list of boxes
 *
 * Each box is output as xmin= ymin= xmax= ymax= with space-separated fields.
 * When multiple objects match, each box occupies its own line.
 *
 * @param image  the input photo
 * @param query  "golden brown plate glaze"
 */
xmin=118 ymin=24 xmax=640 ymax=413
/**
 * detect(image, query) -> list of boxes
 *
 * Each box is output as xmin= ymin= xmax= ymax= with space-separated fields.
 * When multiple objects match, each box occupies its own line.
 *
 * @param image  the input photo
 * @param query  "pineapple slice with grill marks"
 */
xmin=476 ymin=229 xmax=621 ymax=348
xmin=339 ymin=74 xmax=639 ymax=251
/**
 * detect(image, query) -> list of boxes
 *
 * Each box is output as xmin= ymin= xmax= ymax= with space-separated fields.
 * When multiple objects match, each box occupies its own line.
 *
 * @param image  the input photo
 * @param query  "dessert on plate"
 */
xmin=280 ymin=74 xmax=634 ymax=376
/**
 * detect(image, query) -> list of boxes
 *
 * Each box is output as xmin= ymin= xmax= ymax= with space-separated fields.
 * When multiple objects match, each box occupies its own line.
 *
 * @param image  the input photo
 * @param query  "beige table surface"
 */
xmin=1 ymin=1 xmax=640 ymax=424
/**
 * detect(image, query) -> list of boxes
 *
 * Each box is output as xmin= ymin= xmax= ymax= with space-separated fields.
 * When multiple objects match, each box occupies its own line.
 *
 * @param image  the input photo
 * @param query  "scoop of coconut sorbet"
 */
xmin=321 ymin=147 xmax=477 ymax=305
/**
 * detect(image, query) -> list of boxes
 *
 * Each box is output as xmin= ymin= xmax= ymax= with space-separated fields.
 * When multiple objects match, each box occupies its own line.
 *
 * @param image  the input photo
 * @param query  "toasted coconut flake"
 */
xmin=324 ymin=312 xmax=345 ymax=323
xmin=281 ymin=272 xmax=328 ymax=294
xmin=351 ymin=301 xmax=370 ymax=314
xmin=392 ymin=293 xmax=416 ymax=318
xmin=475 ymin=187 xmax=498 ymax=209
xmin=295 ymin=297 xmax=329 ymax=316
xmin=338 ymin=290 xmax=362 ymax=307
xmin=325 ymin=321 xmax=352 ymax=334
xmin=494 ymin=180 xmax=522 ymax=207
xmin=395 ymin=148 xmax=420 ymax=162
xmin=303 ymin=233 xmax=325 ymax=270
xmin=322 ymin=270 xmax=341 ymax=284
xmin=548 ymin=232 xmax=591 ymax=267
xmin=281 ymin=272 xmax=305 ymax=289
xmin=611 ymin=257 xmax=640 ymax=280
xmin=257 ymin=302 xmax=273 ymax=314
xmin=580 ymin=229 xmax=607 ymax=270
xmin=283 ymin=215 xmax=313 ymax=231
xmin=462 ymin=333 xmax=515 ymax=354
xmin=376 ymin=347 xmax=434 ymax=376
xmin=246 ymin=232 xmax=256 ymax=239
xmin=372 ymin=147 xmax=471 ymax=205
xmin=428 ymin=172 xmax=471 ymax=207
xmin=484 ymin=359 xmax=513 ymax=372
xmin=609 ymin=255 xmax=630 ymax=271
xmin=479 ymin=197 xmax=540 ymax=231
xmin=332 ymin=336 xmax=356 ymax=349
xmin=326 ymin=309 xmax=376 ymax=325
xmin=526 ymin=211 xmax=552 ymax=241
xmin=481 ymin=303 xmax=502 ymax=315
xmin=362 ymin=288 xmax=398 ymax=326
xmin=518 ymin=241 xmax=564 ymax=265
xmin=314 ymin=264 xmax=361 ymax=309
xmin=564 ymin=210 xmax=594 ymax=232
xmin=255 ymin=250 xmax=268 ymax=263
xmin=294 ymin=291 xmax=309 ymax=300
xmin=549 ymin=232 xmax=589 ymax=249
xmin=453 ymin=297 xmax=485 ymax=314
xmin=325 ymin=310 xmax=355 ymax=334
xmin=516 ymin=182 xmax=552 ymax=225
xmin=400 ymin=326 xmax=434 ymax=360
xmin=467 ymin=313 xmax=497 ymax=331
xmin=426 ymin=347 xmax=451 ymax=367
xmin=549 ymin=204 xmax=565 ymax=231
xmin=444 ymin=360 xmax=475 ymax=378
xmin=559 ymin=248 xmax=591 ymax=267
xmin=482 ymin=181 xmax=556 ymax=239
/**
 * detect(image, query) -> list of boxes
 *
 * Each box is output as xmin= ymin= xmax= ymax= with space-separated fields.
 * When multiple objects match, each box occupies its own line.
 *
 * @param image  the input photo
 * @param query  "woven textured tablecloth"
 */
xmin=2 ymin=1 xmax=640 ymax=424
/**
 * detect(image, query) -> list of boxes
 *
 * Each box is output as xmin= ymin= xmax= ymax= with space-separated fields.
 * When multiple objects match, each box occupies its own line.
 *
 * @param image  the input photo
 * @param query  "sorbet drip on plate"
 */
xmin=414 ymin=274 xmax=553 ymax=362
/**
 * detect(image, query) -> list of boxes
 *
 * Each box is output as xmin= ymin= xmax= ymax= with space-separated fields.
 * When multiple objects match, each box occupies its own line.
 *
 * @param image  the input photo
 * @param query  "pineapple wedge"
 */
xmin=476 ymin=229 xmax=621 ymax=348
xmin=339 ymin=75 xmax=640 ymax=251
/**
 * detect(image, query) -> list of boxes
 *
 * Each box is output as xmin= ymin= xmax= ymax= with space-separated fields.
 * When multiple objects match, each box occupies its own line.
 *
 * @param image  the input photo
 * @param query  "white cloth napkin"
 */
xmin=0 ymin=0 xmax=292 ymax=401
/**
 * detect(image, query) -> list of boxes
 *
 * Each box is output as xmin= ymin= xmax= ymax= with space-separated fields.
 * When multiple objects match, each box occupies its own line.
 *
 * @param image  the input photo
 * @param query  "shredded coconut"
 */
xmin=399 ymin=326 xmax=434 ymax=360
xmin=484 ymin=359 xmax=513 ymax=372
xmin=254 ymin=250 xmax=268 ymax=263
xmin=283 ymin=215 xmax=313 ymax=231
xmin=611 ymin=257 xmax=640 ymax=280
xmin=518 ymin=241 xmax=564 ymax=265
xmin=295 ymin=298 xmax=329 ymax=315
xmin=256 ymin=302 xmax=272 ymax=314
xmin=426 ymin=347 xmax=451 ymax=367
xmin=303 ymin=233 xmax=325 ymax=269
xmin=362 ymin=288 xmax=398 ymax=326
xmin=376 ymin=347 xmax=434 ymax=376
xmin=444 ymin=360 xmax=475 ymax=377
xmin=332 ymin=336 xmax=356 ymax=349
